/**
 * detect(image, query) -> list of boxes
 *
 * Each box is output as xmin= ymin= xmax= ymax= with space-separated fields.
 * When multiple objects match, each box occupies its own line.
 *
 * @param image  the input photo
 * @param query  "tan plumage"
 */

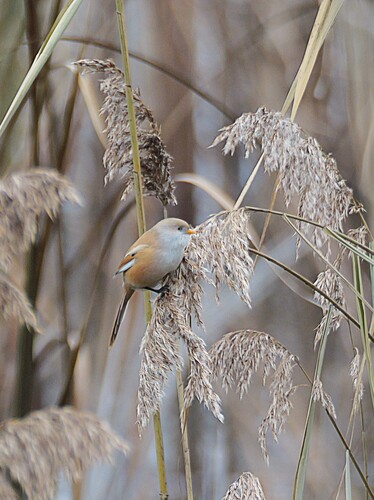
xmin=110 ymin=218 xmax=195 ymax=346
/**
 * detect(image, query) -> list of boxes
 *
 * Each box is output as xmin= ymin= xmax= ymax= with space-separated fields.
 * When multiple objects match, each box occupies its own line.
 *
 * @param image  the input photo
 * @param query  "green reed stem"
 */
xmin=293 ymin=306 xmax=332 ymax=499
xmin=115 ymin=1 xmax=168 ymax=497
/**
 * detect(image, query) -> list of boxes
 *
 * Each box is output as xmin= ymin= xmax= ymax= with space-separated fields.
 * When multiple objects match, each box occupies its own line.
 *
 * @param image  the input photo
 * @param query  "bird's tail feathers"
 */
xmin=109 ymin=288 xmax=134 ymax=347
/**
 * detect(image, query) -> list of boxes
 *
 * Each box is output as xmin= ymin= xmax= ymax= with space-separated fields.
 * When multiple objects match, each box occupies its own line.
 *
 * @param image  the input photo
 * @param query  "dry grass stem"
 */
xmin=74 ymin=59 xmax=176 ymax=206
xmin=221 ymin=472 xmax=265 ymax=500
xmin=210 ymin=330 xmax=296 ymax=463
xmin=211 ymin=107 xmax=356 ymax=250
xmin=0 ymin=169 xmax=81 ymax=271
xmin=0 ymin=274 xmax=40 ymax=332
xmin=0 ymin=407 xmax=128 ymax=500
xmin=311 ymin=378 xmax=336 ymax=419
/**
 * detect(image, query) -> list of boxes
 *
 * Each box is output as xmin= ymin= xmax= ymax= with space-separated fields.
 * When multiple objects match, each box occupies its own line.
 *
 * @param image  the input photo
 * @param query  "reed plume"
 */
xmin=210 ymin=330 xmax=296 ymax=463
xmin=0 ymin=168 xmax=81 ymax=271
xmin=211 ymin=107 xmax=356 ymax=251
xmin=74 ymin=59 xmax=176 ymax=206
xmin=0 ymin=407 xmax=128 ymax=500
xmin=0 ymin=169 xmax=80 ymax=331
xmin=137 ymin=208 xmax=256 ymax=430
xmin=221 ymin=472 xmax=265 ymax=500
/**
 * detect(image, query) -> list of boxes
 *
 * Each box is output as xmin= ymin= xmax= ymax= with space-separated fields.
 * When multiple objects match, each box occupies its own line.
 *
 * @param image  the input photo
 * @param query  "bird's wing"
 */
xmin=115 ymin=244 xmax=149 ymax=275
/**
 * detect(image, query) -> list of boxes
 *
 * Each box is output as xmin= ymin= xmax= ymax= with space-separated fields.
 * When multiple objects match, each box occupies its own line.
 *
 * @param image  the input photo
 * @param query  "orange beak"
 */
xmin=187 ymin=228 xmax=196 ymax=235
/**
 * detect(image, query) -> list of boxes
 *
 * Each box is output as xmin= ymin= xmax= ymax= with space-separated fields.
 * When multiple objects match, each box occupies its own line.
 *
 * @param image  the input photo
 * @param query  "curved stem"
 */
xmin=248 ymin=247 xmax=360 ymax=330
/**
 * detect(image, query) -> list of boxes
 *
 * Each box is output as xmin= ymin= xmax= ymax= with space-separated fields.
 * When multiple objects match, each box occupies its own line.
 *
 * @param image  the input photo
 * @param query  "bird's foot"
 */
xmin=144 ymin=285 xmax=169 ymax=296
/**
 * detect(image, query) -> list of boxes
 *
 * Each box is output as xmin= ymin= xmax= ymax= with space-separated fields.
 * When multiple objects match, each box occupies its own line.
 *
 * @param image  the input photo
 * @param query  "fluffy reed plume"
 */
xmin=0 ymin=274 xmax=39 ymax=332
xmin=0 ymin=407 xmax=128 ymax=500
xmin=311 ymin=378 xmax=336 ymax=418
xmin=210 ymin=330 xmax=296 ymax=463
xmin=137 ymin=288 xmax=223 ymax=431
xmin=137 ymin=208 xmax=255 ymax=430
xmin=0 ymin=168 xmax=81 ymax=271
xmin=211 ymin=107 xmax=356 ymax=250
xmin=190 ymin=208 xmax=254 ymax=306
xmin=74 ymin=59 xmax=176 ymax=206
xmin=222 ymin=472 xmax=265 ymax=500
xmin=0 ymin=169 xmax=80 ymax=331
xmin=350 ymin=348 xmax=363 ymax=414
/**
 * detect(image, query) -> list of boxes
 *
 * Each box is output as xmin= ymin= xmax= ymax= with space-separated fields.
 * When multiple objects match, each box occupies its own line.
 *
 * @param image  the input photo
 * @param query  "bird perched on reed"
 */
xmin=110 ymin=218 xmax=195 ymax=346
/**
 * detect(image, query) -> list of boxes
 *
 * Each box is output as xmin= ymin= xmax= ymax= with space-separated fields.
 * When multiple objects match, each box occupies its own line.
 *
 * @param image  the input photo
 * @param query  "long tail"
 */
xmin=109 ymin=288 xmax=134 ymax=347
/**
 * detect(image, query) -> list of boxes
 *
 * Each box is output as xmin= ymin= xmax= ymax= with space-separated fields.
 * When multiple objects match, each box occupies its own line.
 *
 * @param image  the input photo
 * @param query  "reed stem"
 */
xmin=115 ymin=1 xmax=168 ymax=497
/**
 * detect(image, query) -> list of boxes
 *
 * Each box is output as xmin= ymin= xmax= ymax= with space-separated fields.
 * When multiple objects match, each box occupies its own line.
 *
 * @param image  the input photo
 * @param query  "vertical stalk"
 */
xmin=15 ymin=1 xmax=41 ymax=417
xmin=293 ymin=307 xmax=332 ymax=499
xmin=176 ymin=368 xmax=194 ymax=500
xmin=15 ymin=245 xmax=39 ymax=416
xmin=115 ymin=1 xmax=168 ymax=497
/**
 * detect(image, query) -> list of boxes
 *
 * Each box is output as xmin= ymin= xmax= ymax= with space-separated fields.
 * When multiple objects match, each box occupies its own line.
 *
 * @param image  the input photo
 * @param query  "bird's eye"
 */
xmin=178 ymin=226 xmax=183 ymax=231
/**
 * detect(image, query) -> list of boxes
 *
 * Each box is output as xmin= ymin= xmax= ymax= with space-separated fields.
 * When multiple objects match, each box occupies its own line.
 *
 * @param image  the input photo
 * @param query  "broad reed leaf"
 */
xmin=282 ymin=0 xmax=344 ymax=118
xmin=0 ymin=0 xmax=84 ymax=138
xmin=352 ymin=254 xmax=374 ymax=409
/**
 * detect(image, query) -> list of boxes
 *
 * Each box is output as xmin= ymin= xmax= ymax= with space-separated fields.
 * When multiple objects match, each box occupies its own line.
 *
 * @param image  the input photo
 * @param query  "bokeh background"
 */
xmin=0 ymin=0 xmax=373 ymax=498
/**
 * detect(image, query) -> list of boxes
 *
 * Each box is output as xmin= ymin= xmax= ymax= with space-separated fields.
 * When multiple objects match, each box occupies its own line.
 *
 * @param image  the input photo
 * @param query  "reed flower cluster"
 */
xmin=0 ymin=407 xmax=128 ymax=499
xmin=74 ymin=59 xmax=176 ymax=206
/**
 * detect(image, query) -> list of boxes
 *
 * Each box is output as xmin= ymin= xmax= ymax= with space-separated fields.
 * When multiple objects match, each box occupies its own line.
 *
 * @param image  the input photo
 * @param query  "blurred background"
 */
xmin=0 ymin=0 xmax=373 ymax=498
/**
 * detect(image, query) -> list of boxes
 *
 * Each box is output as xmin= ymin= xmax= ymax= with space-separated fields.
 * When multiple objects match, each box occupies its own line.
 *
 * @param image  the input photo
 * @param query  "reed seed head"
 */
xmin=74 ymin=59 xmax=176 ymax=206
xmin=212 ymin=107 xmax=356 ymax=251
xmin=221 ymin=472 xmax=265 ymax=500
xmin=0 ymin=407 xmax=128 ymax=500
xmin=210 ymin=330 xmax=296 ymax=463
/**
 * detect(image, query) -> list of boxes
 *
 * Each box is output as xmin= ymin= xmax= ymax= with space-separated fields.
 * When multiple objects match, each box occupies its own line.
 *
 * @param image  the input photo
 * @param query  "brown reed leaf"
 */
xmin=0 ymin=273 xmax=40 ymax=332
xmin=0 ymin=168 xmax=81 ymax=271
xmin=222 ymin=472 xmax=266 ymax=500
xmin=211 ymin=107 xmax=355 ymax=250
xmin=74 ymin=59 xmax=176 ymax=206
xmin=210 ymin=330 xmax=296 ymax=463
xmin=311 ymin=377 xmax=336 ymax=418
xmin=0 ymin=407 xmax=128 ymax=500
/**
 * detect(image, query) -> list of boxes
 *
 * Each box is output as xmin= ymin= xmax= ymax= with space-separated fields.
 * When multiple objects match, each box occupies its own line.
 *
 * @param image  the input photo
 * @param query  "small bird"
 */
xmin=110 ymin=218 xmax=195 ymax=346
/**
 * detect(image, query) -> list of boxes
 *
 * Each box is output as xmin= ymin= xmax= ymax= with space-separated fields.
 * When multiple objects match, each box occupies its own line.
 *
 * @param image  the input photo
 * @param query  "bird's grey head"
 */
xmin=155 ymin=218 xmax=195 ymax=250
